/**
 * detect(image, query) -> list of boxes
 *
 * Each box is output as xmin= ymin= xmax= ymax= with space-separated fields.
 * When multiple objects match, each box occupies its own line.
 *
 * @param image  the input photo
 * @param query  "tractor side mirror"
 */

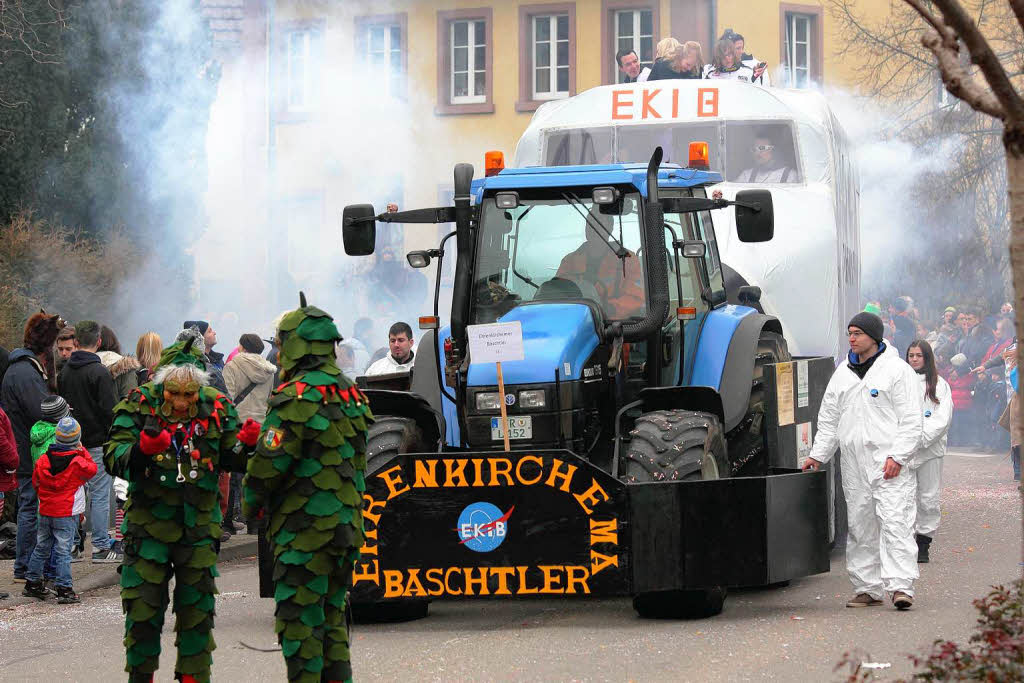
xmin=342 ymin=204 xmax=376 ymax=255
xmin=735 ymin=189 xmax=774 ymax=243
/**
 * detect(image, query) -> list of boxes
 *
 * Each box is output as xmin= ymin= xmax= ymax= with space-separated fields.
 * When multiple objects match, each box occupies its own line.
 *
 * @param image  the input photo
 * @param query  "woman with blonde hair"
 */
xmin=648 ymin=37 xmax=701 ymax=81
xmin=135 ymin=332 xmax=162 ymax=384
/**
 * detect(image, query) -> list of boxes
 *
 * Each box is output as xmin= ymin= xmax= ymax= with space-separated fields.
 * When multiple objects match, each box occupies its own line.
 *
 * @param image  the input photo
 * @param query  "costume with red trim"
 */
xmin=103 ymin=339 xmax=255 ymax=683
xmin=243 ymin=295 xmax=371 ymax=683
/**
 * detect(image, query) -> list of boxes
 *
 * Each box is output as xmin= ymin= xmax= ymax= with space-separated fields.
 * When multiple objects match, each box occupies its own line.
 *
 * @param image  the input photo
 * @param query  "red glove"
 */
xmin=139 ymin=429 xmax=172 ymax=456
xmin=237 ymin=419 xmax=261 ymax=447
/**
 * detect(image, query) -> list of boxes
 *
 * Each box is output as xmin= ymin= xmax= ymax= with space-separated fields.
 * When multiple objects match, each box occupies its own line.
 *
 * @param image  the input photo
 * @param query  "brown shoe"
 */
xmin=892 ymin=591 xmax=913 ymax=610
xmin=846 ymin=593 xmax=883 ymax=607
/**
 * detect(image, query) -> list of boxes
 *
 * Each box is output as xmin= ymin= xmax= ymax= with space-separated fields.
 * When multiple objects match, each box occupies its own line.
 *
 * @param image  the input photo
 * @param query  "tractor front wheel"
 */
xmin=622 ymin=409 xmax=729 ymax=618
xmin=351 ymin=416 xmax=430 ymax=624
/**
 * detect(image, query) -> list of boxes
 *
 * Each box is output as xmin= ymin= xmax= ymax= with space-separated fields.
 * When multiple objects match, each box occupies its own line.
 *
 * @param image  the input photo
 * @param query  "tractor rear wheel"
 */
xmin=351 ymin=416 xmax=429 ymax=623
xmin=622 ymin=409 xmax=729 ymax=618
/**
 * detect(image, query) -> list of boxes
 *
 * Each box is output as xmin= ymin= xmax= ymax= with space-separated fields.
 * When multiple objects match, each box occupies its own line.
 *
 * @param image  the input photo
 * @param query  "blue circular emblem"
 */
xmin=505 ymin=393 xmax=516 ymax=406
xmin=457 ymin=502 xmax=511 ymax=553
xmin=925 ymin=410 xmax=932 ymax=418
xmin=870 ymin=389 xmax=879 ymax=397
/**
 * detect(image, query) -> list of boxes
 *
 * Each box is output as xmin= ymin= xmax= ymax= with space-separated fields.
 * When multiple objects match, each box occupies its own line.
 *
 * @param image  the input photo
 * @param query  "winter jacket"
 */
xmin=32 ymin=444 xmax=96 ymax=517
xmin=97 ymin=351 xmax=141 ymax=400
xmin=365 ymin=351 xmax=416 ymax=377
xmin=0 ymin=406 xmax=17 ymax=493
xmin=57 ymin=350 xmax=117 ymax=448
xmin=1 ymin=349 xmax=50 ymax=478
xmin=647 ymin=59 xmax=698 ymax=81
xmin=947 ymin=370 xmax=975 ymax=410
xmin=0 ymin=345 xmax=9 ymax=391
xmin=892 ymin=314 xmax=915 ymax=358
xmin=958 ymin=324 xmax=994 ymax=367
xmin=207 ymin=349 xmax=225 ymax=370
xmin=223 ymin=351 xmax=276 ymax=423
xmin=30 ymin=420 xmax=57 ymax=464
xmin=910 ymin=374 xmax=953 ymax=468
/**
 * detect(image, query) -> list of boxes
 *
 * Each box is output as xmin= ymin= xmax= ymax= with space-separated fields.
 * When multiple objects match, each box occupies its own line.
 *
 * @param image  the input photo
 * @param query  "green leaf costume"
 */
xmin=104 ymin=339 xmax=250 ymax=683
xmin=243 ymin=299 xmax=370 ymax=683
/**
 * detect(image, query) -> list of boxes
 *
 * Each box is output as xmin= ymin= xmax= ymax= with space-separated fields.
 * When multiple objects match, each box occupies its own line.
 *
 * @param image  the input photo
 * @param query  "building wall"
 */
xmin=212 ymin=0 xmax=897 ymax=318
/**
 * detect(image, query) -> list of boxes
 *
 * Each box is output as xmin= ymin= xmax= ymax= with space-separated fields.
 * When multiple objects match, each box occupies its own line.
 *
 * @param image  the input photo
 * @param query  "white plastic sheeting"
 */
xmin=514 ymin=81 xmax=860 ymax=361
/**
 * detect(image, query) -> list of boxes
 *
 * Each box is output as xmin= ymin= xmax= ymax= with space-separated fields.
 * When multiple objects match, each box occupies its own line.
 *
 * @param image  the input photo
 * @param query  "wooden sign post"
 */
xmin=467 ymin=321 xmax=525 ymax=453
xmin=496 ymin=360 xmax=510 ymax=452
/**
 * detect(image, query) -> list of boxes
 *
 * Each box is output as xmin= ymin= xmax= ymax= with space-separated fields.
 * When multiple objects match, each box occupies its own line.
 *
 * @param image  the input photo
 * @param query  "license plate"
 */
xmin=491 ymin=416 xmax=532 ymax=440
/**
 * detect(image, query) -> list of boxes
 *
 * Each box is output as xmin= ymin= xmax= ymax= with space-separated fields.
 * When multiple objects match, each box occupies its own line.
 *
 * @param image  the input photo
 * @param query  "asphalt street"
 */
xmin=0 ymin=450 xmax=1019 ymax=682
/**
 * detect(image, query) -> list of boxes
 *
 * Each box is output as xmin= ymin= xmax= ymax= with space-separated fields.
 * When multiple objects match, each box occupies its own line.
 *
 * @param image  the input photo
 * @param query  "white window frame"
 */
xmin=450 ymin=19 xmax=486 ymax=105
xmin=614 ymin=9 xmax=653 ymax=84
xmin=363 ymin=23 xmax=403 ymax=96
xmin=532 ymin=14 xmax=570 ymax=101
xmin=783 ymin=13 xmax=812 ymax=89
xmin=286 ymin=29 xmax=316 ymax=112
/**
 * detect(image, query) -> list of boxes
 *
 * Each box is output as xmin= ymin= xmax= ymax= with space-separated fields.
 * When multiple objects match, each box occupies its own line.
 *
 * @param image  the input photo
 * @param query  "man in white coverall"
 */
xmin=802 ymin=312 xmax=922 ymax=610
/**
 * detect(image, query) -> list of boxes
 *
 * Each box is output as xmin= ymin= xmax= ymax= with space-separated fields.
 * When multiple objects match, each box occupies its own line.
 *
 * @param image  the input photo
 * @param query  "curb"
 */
xmin=1 ymin=536 xmax=259 ymax=610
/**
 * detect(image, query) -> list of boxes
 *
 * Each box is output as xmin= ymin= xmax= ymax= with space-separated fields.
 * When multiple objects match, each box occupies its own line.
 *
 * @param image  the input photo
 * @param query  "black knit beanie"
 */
xmin=848 ymin=312 xmax=884 ymax=345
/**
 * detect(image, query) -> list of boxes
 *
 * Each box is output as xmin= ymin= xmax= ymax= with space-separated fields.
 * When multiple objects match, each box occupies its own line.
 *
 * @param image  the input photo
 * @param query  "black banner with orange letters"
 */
xmin=351 ymin=450 xmax=629 ymax=601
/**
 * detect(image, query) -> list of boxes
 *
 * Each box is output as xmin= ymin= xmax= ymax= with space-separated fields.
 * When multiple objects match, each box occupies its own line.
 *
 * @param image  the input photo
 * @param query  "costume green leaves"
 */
xmin=104 ymin=339 xmax=246 ymax=683
xmin=243 ymin=300 xmax=370 ymax=683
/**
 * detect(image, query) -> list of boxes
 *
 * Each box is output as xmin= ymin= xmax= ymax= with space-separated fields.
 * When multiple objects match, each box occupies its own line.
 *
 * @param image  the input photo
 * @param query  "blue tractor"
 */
xmin=338 ymin=147 xmax=832 ymax=620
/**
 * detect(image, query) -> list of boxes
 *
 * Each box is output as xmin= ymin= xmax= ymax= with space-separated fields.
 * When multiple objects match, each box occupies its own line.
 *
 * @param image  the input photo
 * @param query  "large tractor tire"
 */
xmin=351 ymin=416 xmax=430 ymax=624
xmin=622 ymin=409 xmax=729 ymax=618
xmin=727 ymin=330 xmax=791 ymax=476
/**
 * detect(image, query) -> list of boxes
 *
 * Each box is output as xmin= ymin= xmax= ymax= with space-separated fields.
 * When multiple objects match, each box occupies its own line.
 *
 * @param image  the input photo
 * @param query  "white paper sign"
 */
xmin=797 ymin=359 xmax=809 ymax=408
xmin=467 ymin=321 xmax=525 ymax=364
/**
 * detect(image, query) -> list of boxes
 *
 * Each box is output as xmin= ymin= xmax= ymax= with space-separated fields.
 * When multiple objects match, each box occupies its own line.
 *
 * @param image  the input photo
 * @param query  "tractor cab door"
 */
xmin=659 ymin=190 xmax=719 ymax=386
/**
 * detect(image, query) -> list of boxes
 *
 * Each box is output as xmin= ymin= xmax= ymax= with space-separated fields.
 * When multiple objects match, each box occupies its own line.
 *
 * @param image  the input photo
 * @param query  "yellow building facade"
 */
xmin=203 ymin=0 xmax=894 ymax=318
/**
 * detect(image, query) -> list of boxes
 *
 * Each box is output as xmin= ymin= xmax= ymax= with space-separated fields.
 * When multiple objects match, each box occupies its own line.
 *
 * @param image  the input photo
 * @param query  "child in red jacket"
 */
xmin=23 ymin=417 xmax=97 ymax=604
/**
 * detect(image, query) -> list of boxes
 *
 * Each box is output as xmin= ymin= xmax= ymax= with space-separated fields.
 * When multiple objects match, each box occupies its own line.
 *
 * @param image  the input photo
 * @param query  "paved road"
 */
xmin=0 ymin=452 xmax=1019 ymax=682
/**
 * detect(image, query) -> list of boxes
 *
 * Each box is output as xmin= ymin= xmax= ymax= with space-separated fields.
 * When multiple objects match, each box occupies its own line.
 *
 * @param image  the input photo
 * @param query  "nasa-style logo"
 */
xmin=870 ymin=389 xmax=879 ymax=398
xmin=456 ymin=502 xmax=514 ymax=553
xmin=925 ymin=410 xmax=932 ymax=418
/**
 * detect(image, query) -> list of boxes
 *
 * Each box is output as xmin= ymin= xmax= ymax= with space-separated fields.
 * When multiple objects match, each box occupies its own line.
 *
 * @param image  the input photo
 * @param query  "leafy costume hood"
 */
xmin=276 ymin=292 xmax=344 ymax=377
xmin=156 ymin=337 xmax=207 ymax=371
xmin=243 ymin=293 xmax=371 ymax=683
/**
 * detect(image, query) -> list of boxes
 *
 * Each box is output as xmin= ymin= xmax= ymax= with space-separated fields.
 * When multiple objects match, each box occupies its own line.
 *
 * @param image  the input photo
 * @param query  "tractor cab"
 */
xmin=342 ymin=146 xmax=773 ymax=460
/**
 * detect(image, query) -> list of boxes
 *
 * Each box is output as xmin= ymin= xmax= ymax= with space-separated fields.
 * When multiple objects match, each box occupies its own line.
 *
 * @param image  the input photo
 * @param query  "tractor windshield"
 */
xmin=471 ymin=188 xmax=647 ymax=324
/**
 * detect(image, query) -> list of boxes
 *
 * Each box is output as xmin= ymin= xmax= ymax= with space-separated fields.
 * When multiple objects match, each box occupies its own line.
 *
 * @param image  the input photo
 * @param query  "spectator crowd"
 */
xmin=0 ymin=307 xmax=420 ymax=602
xmin=863 ymin=296 xmax=1019 ymax=475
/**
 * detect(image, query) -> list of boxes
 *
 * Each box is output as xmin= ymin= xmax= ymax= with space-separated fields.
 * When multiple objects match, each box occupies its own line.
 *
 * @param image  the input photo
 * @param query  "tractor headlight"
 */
xmin=518 ymin=390 xmax=546 ymax=409
xmin=476 ymin=392 xmax=501 ymax=410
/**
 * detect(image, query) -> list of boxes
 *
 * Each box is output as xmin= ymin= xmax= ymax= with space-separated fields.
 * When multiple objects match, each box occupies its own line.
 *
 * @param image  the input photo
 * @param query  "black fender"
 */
xmin=720 ymin=314 xmax=784 ymax=432
xmin=361 ymin=389 xmax=445 ymax=452
xmin=637 ymin=385 xmax=724 ymax=427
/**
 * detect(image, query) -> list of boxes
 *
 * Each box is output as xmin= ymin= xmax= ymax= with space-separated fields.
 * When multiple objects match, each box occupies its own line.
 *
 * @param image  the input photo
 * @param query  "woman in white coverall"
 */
xmin=906 ymin=340 xmax=953 ymax=563
xmin=802 ymin=312 xmax=922 ymax=610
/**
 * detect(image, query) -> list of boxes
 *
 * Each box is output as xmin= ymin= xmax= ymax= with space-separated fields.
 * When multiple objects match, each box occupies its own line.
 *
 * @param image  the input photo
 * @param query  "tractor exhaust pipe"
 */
xmin=620 ymin=147 xmax=669 ymax=343
xmin=450 ymin=163 xmax=475 ymax=352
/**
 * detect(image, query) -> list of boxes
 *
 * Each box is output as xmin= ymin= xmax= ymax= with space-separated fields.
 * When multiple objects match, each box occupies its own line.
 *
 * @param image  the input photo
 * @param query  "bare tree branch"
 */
xmin=920 ymin=27 xmax=1006 ymax=118
xmin=1008 ymin=0 xmax=1024 ymax=32
xmin=928 ymin=0 xmax=1024 ymax=118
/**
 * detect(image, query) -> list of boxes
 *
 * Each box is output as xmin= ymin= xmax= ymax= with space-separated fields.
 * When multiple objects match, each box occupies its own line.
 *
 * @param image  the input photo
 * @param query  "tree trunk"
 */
xmin=1006 ymin=121 xmax=1024 ymax=576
